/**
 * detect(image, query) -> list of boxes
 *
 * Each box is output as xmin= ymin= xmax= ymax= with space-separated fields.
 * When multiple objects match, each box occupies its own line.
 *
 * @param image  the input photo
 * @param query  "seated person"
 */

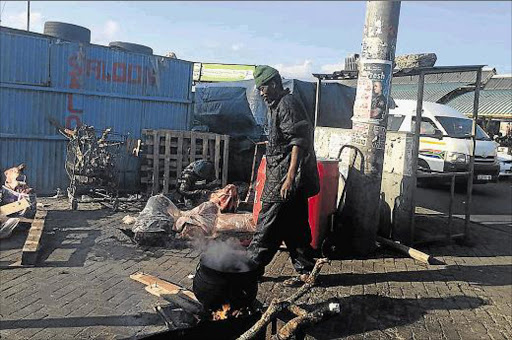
xmin=177 ymin=160 xmax=221 ymax=209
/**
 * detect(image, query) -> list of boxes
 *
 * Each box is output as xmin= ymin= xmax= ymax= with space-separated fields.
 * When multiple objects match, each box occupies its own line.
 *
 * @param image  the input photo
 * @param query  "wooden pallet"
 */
xmin=141 ymin=129 xmax=229 ymax=195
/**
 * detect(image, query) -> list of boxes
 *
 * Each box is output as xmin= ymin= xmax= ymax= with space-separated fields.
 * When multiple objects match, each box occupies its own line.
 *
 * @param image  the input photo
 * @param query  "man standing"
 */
xmin=248 ymin=65 xmax=320 ymax=286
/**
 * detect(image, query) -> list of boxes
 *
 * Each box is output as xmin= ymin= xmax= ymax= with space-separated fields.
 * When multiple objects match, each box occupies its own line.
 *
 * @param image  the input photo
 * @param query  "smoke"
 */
xmin=198 ymin=238 xmax=253 ymax=273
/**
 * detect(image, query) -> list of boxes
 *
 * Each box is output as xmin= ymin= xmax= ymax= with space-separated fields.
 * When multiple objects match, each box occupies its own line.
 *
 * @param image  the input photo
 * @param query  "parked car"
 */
xmin=388 ymin=100 xmax=499 ymax=183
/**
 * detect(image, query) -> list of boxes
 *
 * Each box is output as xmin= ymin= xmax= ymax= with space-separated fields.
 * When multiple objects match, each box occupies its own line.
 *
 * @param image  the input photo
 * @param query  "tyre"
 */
xmin=417 ymin=159 xmax=431 ymax=187
xmin=44 ymin=22 xmax=91 ymax=43
xmin=417 ymin=159 xmax=430 ymax=172
xmin=108 ymin=41 xmax=153 ymax=55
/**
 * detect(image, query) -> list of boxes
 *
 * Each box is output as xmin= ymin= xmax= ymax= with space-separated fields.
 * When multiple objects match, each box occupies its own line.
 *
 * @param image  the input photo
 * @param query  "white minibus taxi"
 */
xmin=388 ymin=100 xmax=499 ymax=183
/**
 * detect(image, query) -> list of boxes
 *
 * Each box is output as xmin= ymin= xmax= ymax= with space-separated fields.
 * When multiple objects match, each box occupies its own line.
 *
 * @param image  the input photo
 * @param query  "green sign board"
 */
xmin=193 ymin=63 xmax=255 ymax=82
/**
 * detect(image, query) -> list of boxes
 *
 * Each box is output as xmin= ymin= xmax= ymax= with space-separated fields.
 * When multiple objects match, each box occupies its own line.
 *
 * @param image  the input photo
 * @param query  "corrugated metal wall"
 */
xmin=0 ymin=27 xmax=193 ymax=194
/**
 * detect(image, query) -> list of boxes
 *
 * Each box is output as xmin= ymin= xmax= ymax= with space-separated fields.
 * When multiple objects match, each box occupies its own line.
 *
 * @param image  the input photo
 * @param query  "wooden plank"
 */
xmin=130 ymin=272 xmax=198 ymax=302
xmin=21 ymin=210 xmax=47 ymax=265
xmin=214 ymin=135 xmax=221 ymax=181
xmin=202 ymin=137 xmax=208 ymax=160
xmin=222 ymin=136 xmax=229 ymax=187
xmin=163 ymin=131 xmax=172 ymax=194
xmin=145 ymin=285 xmax=203 ymax=314
xmin=144 ymin=140 xmax=179 ymax=147
xmin=183 ymin=137 xmax=190 ymax=167
xmin=141 ymin=177 xmax=177 ymax=185
xmin=141 ymin=163 xmax=178 ymax=172
xmin=0 ymin=198 xmax=30 ymax=216
xmin=143 ymin=154 xmax=180 ymax=160
xmin=144 ymin=129 xmax=219 ymax=141
xmin=152 ymin=132 xmax=160 ymax=195
xmin=177 ymin=135 xmax=184 ymax=183
xmin=189 ymin=132 xmax=196 ymax=164
xmin=209 ymin=140 xmax=215 ymax=163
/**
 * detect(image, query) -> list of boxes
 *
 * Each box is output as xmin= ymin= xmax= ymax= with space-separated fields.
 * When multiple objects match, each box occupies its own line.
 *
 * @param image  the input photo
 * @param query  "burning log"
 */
xmin=212 ymin=303 xmax=231 ymax=321
xmin=237 ymin=258 xmax=329 ymax=340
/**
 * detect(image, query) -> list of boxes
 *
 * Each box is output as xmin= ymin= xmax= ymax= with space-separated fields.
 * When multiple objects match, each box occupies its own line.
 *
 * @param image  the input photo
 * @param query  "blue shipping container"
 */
xmin=0 ymin=27 xmax=193 ymax=195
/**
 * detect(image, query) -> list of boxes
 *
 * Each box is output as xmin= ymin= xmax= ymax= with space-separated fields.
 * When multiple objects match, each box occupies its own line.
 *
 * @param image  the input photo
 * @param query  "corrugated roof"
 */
xmin=390 ymin=83 xmax=467 ymax=102
xmin=484 ymin=76 xmax=512 ymax=90
xmin=391 ymin=69 xmax=496 ymax=84
xmin=445 ymin=90 xmax=512 ymax=118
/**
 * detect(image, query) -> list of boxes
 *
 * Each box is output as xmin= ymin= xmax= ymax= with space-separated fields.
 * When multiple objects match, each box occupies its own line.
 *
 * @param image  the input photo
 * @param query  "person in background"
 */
xmin=247 ymin=65 xmax=320 ymax=287
xmin=177 ymin=160 xmax=221 ymax=209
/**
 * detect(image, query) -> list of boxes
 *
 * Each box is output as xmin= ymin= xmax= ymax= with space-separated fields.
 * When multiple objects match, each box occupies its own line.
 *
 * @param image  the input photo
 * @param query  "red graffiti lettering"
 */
xmin=113 ymin=62 xmax=127 ymax=82
xmin=68 ymin=55 xmax=83 ymax=76
xmin=68 ymin=55 xmax=83 ymax=89
xmin=65 ymin=115 xmax=82 ymax=129
xmin=67 ymin=94 xmax=83 ymax=113
xmin=69 ymin=55 xmax=155 ymax=86
xmin=86 ymin=59 xmax=101 ymax=80
xmin=128 ymin=64 xmax=142 ymax=84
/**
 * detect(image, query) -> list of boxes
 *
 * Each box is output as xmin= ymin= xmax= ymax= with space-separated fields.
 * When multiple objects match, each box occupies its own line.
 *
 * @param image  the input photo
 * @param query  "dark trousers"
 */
xmin=247 ymin=195 xmax=316 ymax=275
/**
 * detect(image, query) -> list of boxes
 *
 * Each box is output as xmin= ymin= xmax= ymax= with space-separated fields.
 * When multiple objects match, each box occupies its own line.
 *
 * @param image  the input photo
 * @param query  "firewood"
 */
xmin=376 ymin=236 xmax=445 ymax=265
xmin=130 ymin=272 xmax=199 ymax=302
xmin=288 ymin=305 xmax=307 ymax=317
xmin=272 ymin=302 xmax=341 ymax=340
xmin=237 ymin=258 xmax=329 ymax=340
xmin=0 ymin=198 xmax=30 ymax=216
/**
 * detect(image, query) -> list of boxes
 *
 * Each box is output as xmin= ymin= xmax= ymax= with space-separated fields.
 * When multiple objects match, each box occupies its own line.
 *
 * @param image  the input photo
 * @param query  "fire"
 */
xmin=212 ymin=304 xmax=231 ymax=321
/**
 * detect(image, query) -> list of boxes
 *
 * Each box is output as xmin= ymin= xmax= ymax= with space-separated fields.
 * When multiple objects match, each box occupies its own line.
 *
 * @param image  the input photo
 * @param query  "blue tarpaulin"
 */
xmin=193 ymin=79 xmax=357 ymax=139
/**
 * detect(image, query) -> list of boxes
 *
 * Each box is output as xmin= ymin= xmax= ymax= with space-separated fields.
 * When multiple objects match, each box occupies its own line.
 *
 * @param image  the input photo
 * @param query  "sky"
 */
xmin=0 ymin=1 xmax=510 ymax=80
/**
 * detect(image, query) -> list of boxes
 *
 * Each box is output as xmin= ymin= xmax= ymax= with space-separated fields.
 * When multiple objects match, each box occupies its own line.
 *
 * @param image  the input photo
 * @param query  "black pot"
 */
xmin=137 ymin=311 xmax=265 ymax=340
xmin=193 ymin=257 xmax=259 ymax=311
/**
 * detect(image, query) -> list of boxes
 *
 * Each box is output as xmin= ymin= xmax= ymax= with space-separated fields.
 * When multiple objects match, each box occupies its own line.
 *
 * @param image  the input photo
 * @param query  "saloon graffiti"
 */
xmin=65 ymin=53 xmax=158 ymax=128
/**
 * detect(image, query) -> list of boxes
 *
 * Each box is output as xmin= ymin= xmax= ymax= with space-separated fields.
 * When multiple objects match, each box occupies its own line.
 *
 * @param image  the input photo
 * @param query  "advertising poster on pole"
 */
xmin=353 ymin=59 xmax=393 ymax=123
xmin=371 ymin=125 xmax=387 ymax=150
xmin=352 ymin=122 xmax=370 ymax=146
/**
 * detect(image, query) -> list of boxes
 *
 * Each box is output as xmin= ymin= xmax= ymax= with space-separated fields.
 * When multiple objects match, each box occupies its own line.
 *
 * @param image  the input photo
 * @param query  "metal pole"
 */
xmin=341 ymin=1 xmax=401 ymax=256
xmin=464 ymin=68 xmax=482 ymax=241
xmin=409 ymin=71 xmax=425 ymax=245
xmin=27 ymin=1 xmax=30 ymax=31
xmin=314 ymin=77 xmax=322 ymax=128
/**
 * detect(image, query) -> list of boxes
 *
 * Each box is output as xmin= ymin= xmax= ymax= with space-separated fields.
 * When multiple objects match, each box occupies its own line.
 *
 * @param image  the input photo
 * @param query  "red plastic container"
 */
xmin=252 ymin=157 xmax=339 ymax=249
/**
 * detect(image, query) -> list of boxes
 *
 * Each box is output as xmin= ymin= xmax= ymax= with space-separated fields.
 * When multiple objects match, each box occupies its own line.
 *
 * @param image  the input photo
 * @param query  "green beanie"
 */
xmin=253 ymin=65 xmax=280 ymax=87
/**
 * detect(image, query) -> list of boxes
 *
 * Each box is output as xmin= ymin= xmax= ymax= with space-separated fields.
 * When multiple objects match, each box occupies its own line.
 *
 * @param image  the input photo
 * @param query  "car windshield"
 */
xmin=436 ymin=116 xmax=491 ymax=141
xmin=387 ymin=115 xmax=405 ymax=131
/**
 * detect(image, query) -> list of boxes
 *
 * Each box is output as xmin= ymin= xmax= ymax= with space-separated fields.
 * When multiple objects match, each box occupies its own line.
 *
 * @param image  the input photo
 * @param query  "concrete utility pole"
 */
xmin=341 ymin=1 xmax=401 ymax=256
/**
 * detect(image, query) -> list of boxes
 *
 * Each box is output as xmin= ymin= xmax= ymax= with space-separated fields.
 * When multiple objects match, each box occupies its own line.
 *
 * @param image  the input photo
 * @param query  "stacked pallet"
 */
xmin=141 ymin=129 xmax=230 ymax=195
